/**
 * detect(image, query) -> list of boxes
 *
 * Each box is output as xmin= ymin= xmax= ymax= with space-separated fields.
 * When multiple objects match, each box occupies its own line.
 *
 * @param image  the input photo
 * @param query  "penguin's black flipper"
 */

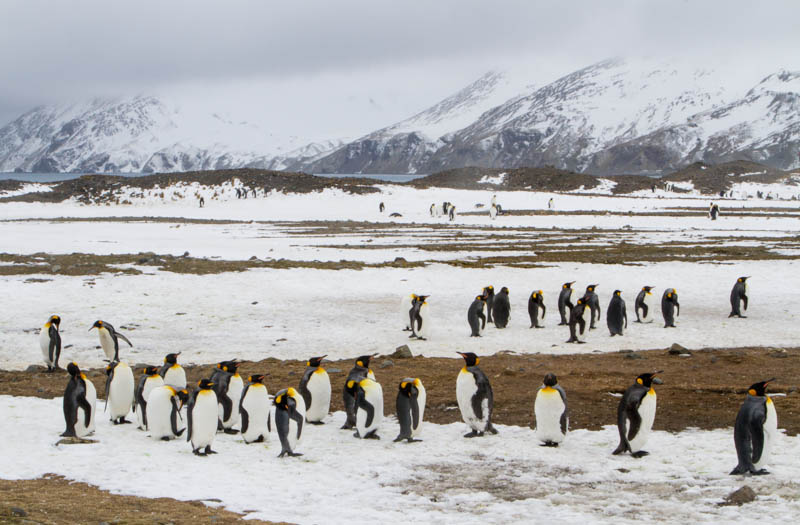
xmin=299 ymin=369 xmax=313 ymax=410
xmin=578 ymin=317 xmax=586 ymax=336
xmin=357 ymin=394 xmax=375 ymax=429
xmin=240 ymin=407 xmax=250 ymax=435
xmin=116 ymin=331 xmax=133 ymax=347
xmin=186 ymin=395 xmax=195 ymax=442
xmin=169 ymin=396 xmax=181 ymax=436
xmin=743 ymin=294 xmax=748 ymax=311
xmin=290 ymin=406 xmax=304 ymax=440
xmin=411 ymin=392 xmax=420 ymax=430
xmin=49 ymin=325 xmax=61 ymax=367
xmin=104 ymin=368 xmax=113 ymax=411
xmin=78 ymin=390 xmax=92 ymax=428
xmin=275 ymin=408 xmax=293 ymax=455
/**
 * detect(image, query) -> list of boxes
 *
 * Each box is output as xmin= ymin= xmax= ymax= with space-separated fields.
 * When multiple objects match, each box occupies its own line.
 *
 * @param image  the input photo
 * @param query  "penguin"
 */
xmin=730 ymin=378 xmax=778 ymax=475
xmin=210 ymin=360 xmax=244 ymax=434
xmin=61 ymin=362 xmax=96 ymax=437
xmin=268 ymin=387 xmax=305 ymax=457
xmin=467 ymin=294 xmax=487 ymax=337
xmin=298 ymin=355 xmax=331 ymax=424
xmin=709 ymin=202 xmax=720 ymax=220
xmin=400 ymin=293 xmax=417 ymax=331
xmin=342 ymin=354 xmax=376 ymax=429
xmin=661 ymin=288 xmax=680 ymax=328
xmin=448 ymin=205 xmax=456 ymax=221
xmin=492 ymin=287 xmax=510 ymax=328
xmin=394 ymin=378 xmax=426 ymax=443
xmin=455 ymin=352 xmax=497 ymax=438
xmin=146 ymin=385 xmax=189 ymax=441
xmin=352 ymin=377 xmax=384 ymax=439
xmin=40 ymin=314 xmax=62 ymax=372
xmin=606 ymin=290 xmax=627 ymax=336
xmin=566 ymin=297 xmax=588 ymax=343
xmin=729 ymin=276 xmax=750 ymax=318
xmin=89 ymin=320 xmax=132 ymax=362
xmin=379 ymin=202 xmax=385 ymax=213
xmin=483 ymin=286 xmax=495 ymax=324
xmin=534 ymin=373 xmax=568 ymax=447
xmin=583 ymin=284 xmax=601 ymax=329
xmin=158 ymin=352 xmax=186 ymax=390
xmin=634 ymin=286 xmax=656 ymax=323
xmin=187 ymin=379 xmax=218 ymax=456
xmin=429 ymin=203 xmax=436 ymax=217
xmin=528 ymin=290 xmax=546 ymax=328
xmin=558 ymin=282 xmax=575 ymax=325
xmin=240 ymin=374 xmax=270 ymax=444
xmin=104 ymin=360 xmax=135 ymax=424
xmin=409 ymin=295 xmax=430 ymax=340
xmin=134 ymin=366 xmax=164 ymax=430
xmin=489 ymin=204 xmax=498 ymax=219
xmin=612 ymin=371 xmax=663 ymax=458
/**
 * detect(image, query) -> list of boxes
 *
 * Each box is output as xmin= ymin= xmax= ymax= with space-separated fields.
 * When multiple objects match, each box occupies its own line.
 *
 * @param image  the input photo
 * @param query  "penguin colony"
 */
xmin=51 ymin=276 xmax=776 ymax=475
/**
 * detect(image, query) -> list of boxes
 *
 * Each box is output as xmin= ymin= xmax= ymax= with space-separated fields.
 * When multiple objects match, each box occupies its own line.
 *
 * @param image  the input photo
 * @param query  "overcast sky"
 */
xmin=1 ymin=0 xmax=799 ymax=130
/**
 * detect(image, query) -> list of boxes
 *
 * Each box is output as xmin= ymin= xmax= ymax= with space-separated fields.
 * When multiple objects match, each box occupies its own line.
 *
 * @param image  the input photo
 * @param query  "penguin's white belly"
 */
xmin=76 ymin=379 xmax=97 ymax=437
xmin=108 ymin=364 xmax=134 ymax=420
xmin=754 ymin=399 xmax=778 ymax=470
xmin=641 ymin=294 xmax=653 ymax=322
xmin=219 ymin=375 xmax=244 ymax=428
xmin=163 ymin=366 xmax=186 ymax=389
xmin=417 ymin=304 xmax=431 ymax=338
xmin=489 ymin=205 xmax=498 ymax=219
xmin=400 ymin=295 xmax=413 ymax=329
xmin=356 ymin=383 xmax=383 ymax=437
xmin=39 ymin=328 xmax=53 ymax=366
xmin=456 ymin=371 xmax=485 ymax=431
xmin=629 ymin=391 xmax=657 ymax=452
xmin=146 ymin=386 xmax=182 ymax=440
xmin=191 ymin=392 xmax=218 ymax=448
xmin=98 ymin=329 xmax=116 ymax=360
xmin=241 ymin=385 xmax=270 ymax=443
xmin=412 ymin=384 xmax=426 ymax=437
xmin=137 ymin=376 xmax=164 ymax=429
xmin=534 ymin=389 xmax=567 ymax=443
xmin=305 ymin=371 xmax=331 ymax=422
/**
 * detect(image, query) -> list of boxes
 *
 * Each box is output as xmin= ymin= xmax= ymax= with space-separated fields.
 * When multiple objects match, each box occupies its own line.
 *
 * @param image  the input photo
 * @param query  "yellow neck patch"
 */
xmin=766 ymin=397 xmax=773 ymax=404
xmin=313 ymin=367 xmax=326 ymax=375
xmin=648 ymin=388 xmax=655 ymax=395
xmin=541 ymin=386 xmax=556 ymax=393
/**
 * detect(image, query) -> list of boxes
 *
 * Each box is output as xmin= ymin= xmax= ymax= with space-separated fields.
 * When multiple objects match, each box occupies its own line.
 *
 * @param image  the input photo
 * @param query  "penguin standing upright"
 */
xmin=353 ymin=377 xmax=384 ymax=439
xmin=566 ymin=297 xmax=588 ymax=343
xmin=240 ymin=374 xmax=270 ymax=444
xmin=489 ymin=204 xmax=498 ymax=219
xmin=455 ymin=352 xmax=497 ymax=438
xmin=268 ymin=387 xmax=305 ymax=457
xmin=400 ymin=293 xmax=417 ymax=331
xmin=661 ymin=288 xmax=680 ymax=328
xmin=134 ymin=366 xmax=164 ymax=430
xmin=448 ymin=205 xmax=456 ymax=221
xmin=394 ymin=378 xmax=425 ymax=443
xmin=211 ymin=360 xmax=244 ymax=434
xmin=61 ymin=362 xmax=96 ymax=437
xmin=409 ymin=295 xmax=430 ymax=340
xmin=613 ymin=371 xmax=663 ymax=458
xmin=534 ymin=373 xmax=568 ymax=447
xmin=730 ymin=276 xmax=750 ymax=318
xmin=634 ymin=286 xmax=656 ymax=323
xmin=187 ymin=379 xmax=218 ymax=456
xmin=342 ymin=355 xmax=376 ymax=429
xmin=709 ymin=202 xmax=720 ymax=220
xmin=492 ymin=287 xmax=510 ymax=328
xmin=298 ymin=355 xmax=331 ymax=424
xmin=105 ymin=360 xmax=135 ymax=425
xmin=583 ymin=284 xmax=600 ymax=329
xmin=40 ymin=315 xmax=62 ymax=372
xmin=146 ymin=385 xmax=189 ymax=441
xmin=159 ymin=352 xmax=187 ymax=390
xmin=379 ymin=202 xmax=385 ymax=213
xmin=558 ymin=282 xmax=576 ymax=325
xmin=483 ymin=286 xmax=495 ymax=323
xmin=606 ymin=290 xmax=627 ymax=336
xmin=730 ymin=379 xmax=778 ymax=475
xmin=528 ymin=291 xmax=546 ymax=328
xmin=89 ymin=320 xmax=132 ymax=362
xmin=467 ymin=295 xmax=487 ymax=337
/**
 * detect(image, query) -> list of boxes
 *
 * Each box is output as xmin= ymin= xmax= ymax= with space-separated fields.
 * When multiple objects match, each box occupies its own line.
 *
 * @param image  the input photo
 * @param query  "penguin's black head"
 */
xmin=500 ymin=287 xmax=509 ymax=294
xmin=273 ymin=388 xmax=294 ymax=408
xmin=143 ymin=365 xmax=159 ymax=376
xmin=457 ymin=352 xmax=479 ymax=367
xmin=67 ymin=362 xmax=80 ymax=377
xmin=576 ymin=297 xmax=585 ymax=306
xmin=738 ymin=276 xmax=750 ymax=283
xmin=198 ymin=379 xmax=214 ymax=390
xmin=643 ymin=286 xmax=654 ymax=292
xmin=307 ymin=355 xmax=327 ymax=368
xmin=50 ymin=315 xmax=61 ymax=327
xmin=164 ymin=352 xmax=180 ymax=365
xmin=176 ymin=389 xmax=190 ymax=406
xmin=355 ymin=354 xmax=377 ymax=368
xmin=89 ymin=320 xmax=103 ymax=331
xmin=543 ymin=373 xmax=558 ymax=387
xmin=417 ymin=295 xmax=430 ymax=303
xmin=614 ymin=290 xmax=622 ymax=297
xmin=484 ymin=286 xmax=494 ymax=294
xmin=475 ymin=294 xmax=487 ymax=302
xmin=747 ymin=378 xmax=775 ymax=397
xmin=105 ymin=361 xmax=120 ymax=375
xmin=217 ymin=360 xmax=240 ymax=373
xmin=563 ymin=282 xmax=574 ymax=289
xmin=636 ymin=371 xmax=663 ymax=387
xmin=586 ymin=284 xmax=597 ymax=292
xmin=399 ymin=377 xmax=421 ymax=396
xmin=248 ymin=374 xmax=265 ymax=384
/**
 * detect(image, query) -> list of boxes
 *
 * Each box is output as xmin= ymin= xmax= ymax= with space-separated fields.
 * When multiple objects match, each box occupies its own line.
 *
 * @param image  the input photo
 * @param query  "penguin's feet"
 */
xmin=223 ymin=428 xmax=239 ymax=435
xmin=631 ymin=450 xmax=650 ymax=458
xmin=204 ymin=446 xmax=217 ymax=455
xmin=487 ymin=425 xmax=498 ymax=435
xmin=402 ymin=328 xmax=411 ymax=332
xmin=535 ymin=325 xmax=544 ymax=329
xmin=752 ymin=468 xmax=769 ymax=475
xmin=463 ymin=430 xmax=484 ymax=438
xmin=417 ymin=337 xmax=427 ymax=341
xmin=192 ymin=449 xmax=205 ymax=456
xmin=120 ymin=418 xmax=131 ymax=424
xmin=340 ymin=423 xmax=355 ymax=430
xmin=353 ymin=431 xmax=361 ymax=438
xmin=558 ymin=322 xmax=568 ymax=326
xmin=406 ymin=438 xmax=422 ymax=443
xmin=253 ymin=436 xmax=265 ymax=443
xmin=364 ymin=432 xmax=380 ymax=440
xmin=45 ymin=367 xmax=55 ymax=373
xmin=634 ymin=320 xmax=642 ymax=324
xmin=161 ymin=437 xmax=171 ymax=441
xmin=308 ymin=420 xmax=325 ymax=425
xmin=60 ymin=430 xmax=76 ymax=438
xmin=540 ymin=441 xmax=559 ymax=447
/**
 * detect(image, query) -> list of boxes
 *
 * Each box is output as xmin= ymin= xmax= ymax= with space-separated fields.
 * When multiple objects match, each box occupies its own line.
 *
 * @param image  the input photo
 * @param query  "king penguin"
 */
xmin=583 ymin=284 xmax=601 ymax=329
xmin=661 ymin=288 xmax=680 ymax=328
xmin=613 ymin=371 xmax=663 ymax=458
xmin=159 ymin=352 xmax=186 ymax=390
xmin=634 ymin=286 xmax=656 ymax=323
xmin=211 ymin=360 xmax=244 ymax=434
xmin=528 ymin=290 xmax=546 ymax=328
xmin=268 ymin=387 xmax=305 ymax=457
xmin=409 ymin=295 xmax=431 ymax=340
xmin=467 ymin=294 xmax=487 ymax=337
xmin=606 ymin=290 xmax=627 ymax=336
xmin=146 ymin=385 xmax=188 ymax=441
xmin=105 ymin=360 xmax=135 ymax=425
xmin=483 ymin=286 xmax=495 ymax=323
xmin=492 ymin=287 xmax=510 ymax=328
xmin=729 ymin=276 xmax=750 ymax=318
xmin=299 ymin=355 xmax=331 ymax=424
xmin=534 ymin=373 xmax=568 ymax=446
xmin=558 ymin=282 xmax=576 ymax=325
xmin=394 ymin=378 xmax=425 ymax=443
xmin=342 ymin=355 xmax=376 ymax=429
xmin=187 ymin=379 xmax=218 ymax=455
xmin=90 ymin=320 xmax=132 ymax=362
xmin=566 ymin=297 xmax=588 ymax=343
xmin=40 ymin=314 xmax=62 ymax=372
xmin=353 ymin=377 xmax=384 ymax=439
xmin=240 ymin=374 xmax=270 ymax=444
xmin=134 ymin=366 xmax=164 ymax=430
xmin=730 ymin=378 xmax=778 ymax=475
xmin=400 ymin=293 xmax=418 ymax=331
xmin=61 ymin=362 xmax=96 ymax=438
xmin=456 ymin=352 xmax=497 ymax=437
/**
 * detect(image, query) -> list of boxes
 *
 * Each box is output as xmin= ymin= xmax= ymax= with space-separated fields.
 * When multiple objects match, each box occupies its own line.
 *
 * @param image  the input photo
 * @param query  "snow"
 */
xmin=0 ymin=182 xmax=52 ymax=198
xmin=478 ymin=172 xmax=507 ymax=185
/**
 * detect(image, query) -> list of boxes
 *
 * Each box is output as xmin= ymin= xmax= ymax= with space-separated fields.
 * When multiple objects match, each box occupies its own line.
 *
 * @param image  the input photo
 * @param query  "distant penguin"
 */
xmin=607 ymin=290 xmax=627 ymax=336
xmin=134 ymin=366 xmax=164 ymax=430
xmin=240 ymin=374 xmax=270 ymax=444
xmin=40 ymin=314 xmax=62 ymax=372
xmin=353 ymin=377 xmax=384 ymax=439
xmin=729 ymin=276 xmax=750 ymax=318
xmin=269 ymin=387 xmax=305 ymax=457
xmin=400 ymin=293 xmax=417 ymax=331
xmin=298 ymin=355 xmax=331 ymax=424
xmin=467 ymin=294 xmax=487 ymax=337
xmin=634 ymin=286 xmax=656 ymax=323
xmin=342 ymin=355 xmax=376 ymax=429
xmin=90 ymin=320 xmax=132 ymax=362
xmin=429 ymin=203 xmax=436 ymax=217
xmin=558 ymin=282 xmax=576 ymax=325
xmin=448 ymin=205 xmax=456 ymax=221
xmin=483 ymin=286 xmax=495 ymax=323
xmin=583 ymin=284 xmax=600 ymax=329
xmin=456 ymin=352 xmax=497 ymax=437
xmin=534 ymin=373 xmax=568 ymax=446
xmin=105 ymin=361 xmax=134 ymax=425
xmin=146 ymin=385 xmax=188 ymax=441
xmin=379 ymin=202 xmax=385 ymax=213
xmin=159 ymin=352 xmax=186 ymax=390
xmin=613 ymin=372 xmax=663 ymax=458
xmin=394 ymin=378 xmax=425 ymax=442
xmin=211 ymin=360 xmax=244 ymax=434
xmin=492 ymin=287 xmax=510 ymax=328
xmin=409 ymin=295 xmax=430 ymax=340
xmin=566 ymin=297 xmax=588 ymax=343
xmin=528 ymin=290 xmax=546 ymax=328
xmin=730 ymin=379 xmax=777 ymax=475
xmin=491 ymin=194 xmax=497 ymax=207
xmin=489 ymin=204 xmax=498 ymax=219
xmin=548 ymin=197 xmax=554 ymax=210
xmin=187 ymin=379 xmax=218 ymax=456
xmin=61 ymin=362 xmax=96 ymax=437
xmin=709 ymin=202 xmax=720 ymax=220
xmin=661 ymin=288 xmax=680 ymax=328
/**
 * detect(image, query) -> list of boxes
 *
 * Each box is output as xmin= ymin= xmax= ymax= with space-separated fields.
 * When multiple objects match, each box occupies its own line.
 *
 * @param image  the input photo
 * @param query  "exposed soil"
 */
xmin=663 ymin=161 xmax=795 ymax=194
